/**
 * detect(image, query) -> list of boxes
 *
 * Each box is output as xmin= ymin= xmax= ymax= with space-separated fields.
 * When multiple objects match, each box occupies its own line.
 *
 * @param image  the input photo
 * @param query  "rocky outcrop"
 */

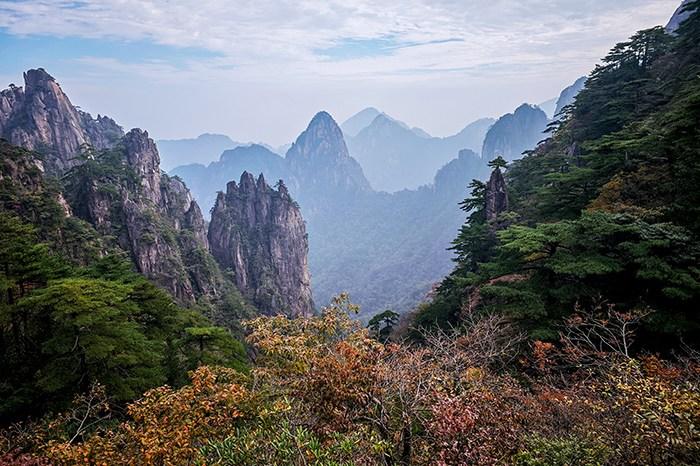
xmin=286 ymin=111 xmax=371 ymax=203
xmin=481 ymin=104 xmax=548 ymax=162
xmin=485 ymin=167 xmax=509 ymax=223
xmin=0 ymin=69 xmax=123 ymax=175
xmin=209 ymin=172 xmax=313 ymax=317
xmin=554 ymin=77 xmax=587 ymax=117
xmin=65 ymin=129 xmax=219 ymax=303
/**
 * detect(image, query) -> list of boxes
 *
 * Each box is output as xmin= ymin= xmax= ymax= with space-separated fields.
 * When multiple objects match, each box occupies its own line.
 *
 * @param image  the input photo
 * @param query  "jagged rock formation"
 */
xmin=65 ymin=129 xmax=219 ymax=303
xmin=485 ymin=167 xmax=509 ymax=222
xmin=554 ymin=77 xmax=587 ymax=117
xmin=173 ymin=111 xmax=493 ymax=316
xmin=0 ymin=71 xmax=222 ymax=304
xmin=209 ymin=172 xmax=313 ymax=317
xmin=481 ymin=104 xmax=548 ymax=162
xmin=0 ymin=69 xmax=123 ymax=175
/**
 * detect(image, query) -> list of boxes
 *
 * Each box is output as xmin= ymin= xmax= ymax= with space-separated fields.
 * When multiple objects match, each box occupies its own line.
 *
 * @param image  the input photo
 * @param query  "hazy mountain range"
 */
xmin=166 ymin=76 xmax=587 ymax=315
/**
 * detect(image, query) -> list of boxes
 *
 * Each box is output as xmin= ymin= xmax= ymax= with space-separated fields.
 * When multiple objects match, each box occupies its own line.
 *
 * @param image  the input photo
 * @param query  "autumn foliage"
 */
xmin=2 ymin=294 xmax=699 ymax=465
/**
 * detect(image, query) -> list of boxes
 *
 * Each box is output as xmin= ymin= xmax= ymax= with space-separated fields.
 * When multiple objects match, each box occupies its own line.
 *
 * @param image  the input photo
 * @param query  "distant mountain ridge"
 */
xmin=344 ymin=112 xmax=494 ymax=192
xmin=554 ymin=76 xmax=587 ymax=117
xmin=157 ymin=134 xmax=241 ymax=171
xmin=481 ymin=103 xmax=549 ymax=162
xmin=173 ymin=110 xmax=492 ymax=315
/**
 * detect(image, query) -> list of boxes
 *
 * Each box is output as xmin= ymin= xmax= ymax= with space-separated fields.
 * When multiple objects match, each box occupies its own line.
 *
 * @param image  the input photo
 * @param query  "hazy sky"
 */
xmin=0 ymin=0 xmax=681 ymax=145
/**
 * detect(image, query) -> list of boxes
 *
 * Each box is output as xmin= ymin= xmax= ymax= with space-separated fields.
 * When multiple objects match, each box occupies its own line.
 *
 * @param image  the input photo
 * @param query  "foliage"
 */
xmin=368 ymin=309 xmax=399 ymax=341
xmin=417 ymin=4 xmax=700 ymax=345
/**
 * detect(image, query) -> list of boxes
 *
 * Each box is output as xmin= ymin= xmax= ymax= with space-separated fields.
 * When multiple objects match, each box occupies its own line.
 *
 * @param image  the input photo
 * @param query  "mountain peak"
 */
xmin=340 ymin=107 xmax=382 ymax=137
xmin=310 ymin=110 xmax=337 ymax=127
xmin=23 ymin=68 xmax=56 ymax=89
xmin=287 ymin=111 xmax=348 ymax=162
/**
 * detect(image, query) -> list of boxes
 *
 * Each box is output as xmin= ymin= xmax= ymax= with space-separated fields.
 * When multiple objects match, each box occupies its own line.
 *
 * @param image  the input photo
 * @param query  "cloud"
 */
xmin=0 ymin=0 xmax=679 ymax=81
xmin=0 ymin=0 xmax=681 ymax=143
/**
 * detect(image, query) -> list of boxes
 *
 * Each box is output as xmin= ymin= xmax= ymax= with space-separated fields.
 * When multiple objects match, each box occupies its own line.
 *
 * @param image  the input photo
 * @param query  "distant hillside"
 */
xmin=481 ymin=103 xmax=548 ymax=162
xmin=346 ymin=115 xmax=493 ymax=192
xmin=173 ymin=112 xmax=491 ymax=316
xmin=156 ymin=133 xmax=241 ymax=171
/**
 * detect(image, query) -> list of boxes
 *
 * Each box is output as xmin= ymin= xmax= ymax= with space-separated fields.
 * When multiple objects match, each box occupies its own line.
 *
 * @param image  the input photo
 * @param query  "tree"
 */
xmin=368 ymin=310 xmax=399 ymax=342
xmin=488 ymin=156 xmax=508 ymax=170
xmin=16 ymin=278 xmax=165 ymax=403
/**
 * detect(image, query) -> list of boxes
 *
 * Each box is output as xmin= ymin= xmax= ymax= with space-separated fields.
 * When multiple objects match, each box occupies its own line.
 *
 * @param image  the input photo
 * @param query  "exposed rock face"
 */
xmin=481 ymin=104 xmax=548 ymax=162
xmin=286 ymin=111 xmax=371 ymax=204
xmin=0 ymin=69 xmax=123 ymax=175
xmin=122 ymin=129 xmax=162 ymax=204
xmin=554 ymin=77 xmax=587 ymax=117
xmin=66 ymin=129 xmax=218 ymax=303
xmin=485 ymin=167 xmax=509 ymax=223
xmin=666 ymin=0 xmax=692 ymax=34
xmin=209 ymin=172 xmax=313 ymax=317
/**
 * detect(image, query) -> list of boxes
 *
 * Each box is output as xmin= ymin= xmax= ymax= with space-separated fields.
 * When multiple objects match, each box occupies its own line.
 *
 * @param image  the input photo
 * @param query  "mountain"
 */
xmin=481 ymin=103 xmax=549 ymax=162
xmin=537 ymin=98 xmax=558 ymax=118
xmin=0 ymin=68 xmax=123 ymax=175
xmin=346 ymin=115 xmax=493 ymax=192
xmin=554 ymin=76 xmax=587 ymax=117
xmin=666 ymin=0 xmax=692 ymax=33
xmin=419 ymin=7 xmax=700 ymax=344
xmin=341 ymin=107 xmax=433 ymax=140
xmin=209 ymin=172 xmax=313 ymax=317
xmin=0 ymin=69 xmax=314 ymax=320
xmin=286 ymin=111 xmax=371 ymax=208
xmin=173 ymin=111 xmax=490 ymax=316
xmin=156 ymin=133 xmax=241 ymax=171
xmin=172 ymin=144 xmax=287 ymax=219
xmin=63 ymin=128 xmax=220 ymax=304
xmin=340 ymin=107 xmax=382 ymax=137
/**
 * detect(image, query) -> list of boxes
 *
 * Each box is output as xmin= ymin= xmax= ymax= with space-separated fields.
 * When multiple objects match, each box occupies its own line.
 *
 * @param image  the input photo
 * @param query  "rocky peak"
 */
xmin=287 ymin=111 xmax=350 ymax=163
xmin=209 ymin=171 xmax=314 ymax=317
xmin=285 ymin=111 xmax=371 ymax=201
xmin=481 ymin=103 xmax=548 ymax=162
xmin=122 ymin=129 xmax=162 ymax=204
xmin=485 ymin=167 xmax=509 ymax=223
xmin=0 ymin=68 xmax=123 ymax=175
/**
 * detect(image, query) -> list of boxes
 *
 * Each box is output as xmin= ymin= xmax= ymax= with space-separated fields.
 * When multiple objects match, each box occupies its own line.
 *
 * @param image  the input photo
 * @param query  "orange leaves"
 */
xmin=45 ymin=366 xmax=249 ymax=465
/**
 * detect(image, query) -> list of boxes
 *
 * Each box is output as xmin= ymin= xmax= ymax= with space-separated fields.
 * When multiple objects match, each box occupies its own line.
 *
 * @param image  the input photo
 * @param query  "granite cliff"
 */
xmin=209 ymin=172 xmax=313 ymax=317
xmin=0 ymin=68 xmax=123 ymax=175
xmin=1 ymin=69 xmax=315 ymax=317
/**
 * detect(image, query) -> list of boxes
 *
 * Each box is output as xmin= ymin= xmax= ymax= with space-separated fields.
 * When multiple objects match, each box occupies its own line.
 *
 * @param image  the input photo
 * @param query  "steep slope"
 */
xmin=172 ymin=144 xmax=287 ymax=219
xmin=0 ymin=69 xmax=123 ymax=175
xmin=286 ymin=111 xmax=371 ymax=209
xmin=63 ymin=129 xmax=221 ymax=303
xmin=554 ymin=76 xmax=587 ymax=117
xmin=347 ymin=115 xmax=493 ymax=192
xmin=156 ymin=133 xmax=241 ymax=171
xmin=209 ymin=172 xmax=313 ymax=317
xmin=481 ymin=103 xmax=548 ymax=162
xmin=419 ymin=9 xmax=700 ymax=343
xmin=666 ymin=0 xmax=692 ymax=33
xmin=1 ymin=70 xmax=313 ymax=317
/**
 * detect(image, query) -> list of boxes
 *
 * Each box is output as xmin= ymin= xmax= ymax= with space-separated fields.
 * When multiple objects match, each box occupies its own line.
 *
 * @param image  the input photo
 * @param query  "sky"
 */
xmin=0 ymin=0 xmax=681 ymax=146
